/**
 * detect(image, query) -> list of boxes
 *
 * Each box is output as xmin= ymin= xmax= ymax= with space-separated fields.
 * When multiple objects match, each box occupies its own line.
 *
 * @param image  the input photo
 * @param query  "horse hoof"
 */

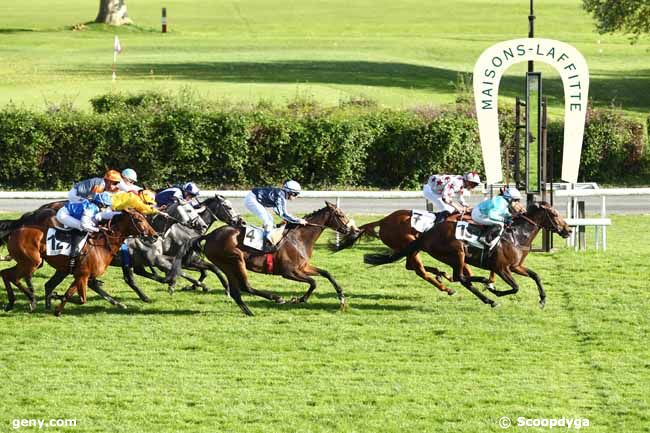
xmin=202 ymin=287 xmax=209 ymax=293
xmin=447 ymin=289 xmax=457 ymax=296
xmin=141 ymin=297 xmax=151 ymax=303
xmin=490 ymin=301 xmax=500 ymax=309
xmin=29 ymin=302 xmax=37 ymax=313
xmin=539 ymin=300 xmax=546 ymax=309
xmin=116 ymin=303 xmax=128 ymax=309
xmin=3 ymin=303 xmax=14 ymax=312
xmin=290 ymin=297 xmax=303 ymax=304
xmin=54 ymin=309 xmax=62 ymax=317
xmin=168 ymin=289 xmax=175 ymax=295
xmin=275 ymin=297 xmax=286 ymax=305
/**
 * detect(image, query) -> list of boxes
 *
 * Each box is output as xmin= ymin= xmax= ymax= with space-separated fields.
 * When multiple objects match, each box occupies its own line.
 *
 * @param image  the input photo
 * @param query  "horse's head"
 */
xmin=118 ymin=209 xmax=159 ymax=240
xmin=320 ymin=201 xmax=356 ymax=235
xmin=201 ymin=195 xmax=244 ymax=227
xmin=527 ymin=202 xmax=572 ymax=238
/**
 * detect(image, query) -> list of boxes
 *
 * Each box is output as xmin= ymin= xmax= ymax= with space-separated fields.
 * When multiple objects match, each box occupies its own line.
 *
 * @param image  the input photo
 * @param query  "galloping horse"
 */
xmin=363 ymin=202 xmax=571 ymax=308
xmin=333 ymin=210 xmax=456 ymax=295
xmin=1 ymin=209 xmax=157 ymax=315
xmin=184 ymin=201 xmax=356 ymax=316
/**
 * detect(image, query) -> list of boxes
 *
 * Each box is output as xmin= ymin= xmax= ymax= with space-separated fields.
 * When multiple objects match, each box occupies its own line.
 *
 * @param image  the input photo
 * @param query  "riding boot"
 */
xmin=68 ymin=231 xmax=82 ymax=273
xmin=434 ymin=211 xmax=450 ymax=225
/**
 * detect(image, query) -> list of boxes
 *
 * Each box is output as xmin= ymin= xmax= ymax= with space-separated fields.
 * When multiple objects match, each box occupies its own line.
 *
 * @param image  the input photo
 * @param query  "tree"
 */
xmin=96 ymin=0 xmax=132 ymax=26
xmin=583 ymin=0 xmax=649 ymax=40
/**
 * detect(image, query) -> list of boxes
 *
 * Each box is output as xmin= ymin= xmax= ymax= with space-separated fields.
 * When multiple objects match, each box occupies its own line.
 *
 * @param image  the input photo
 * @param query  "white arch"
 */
xmin=472 ymin=38 xmax=589 ymax=184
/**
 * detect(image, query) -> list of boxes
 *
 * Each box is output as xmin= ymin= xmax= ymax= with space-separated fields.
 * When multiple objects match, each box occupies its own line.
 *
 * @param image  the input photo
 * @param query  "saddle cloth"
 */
xmin=242 ymin=225 xmax=284 ymax=252
xmin=46 ymin=228 xmax=88 ymax=257
xmin=410 ymin=210 xmax=436 ymax=233
xmin=455 ymin=221 xmax=502 ymax=251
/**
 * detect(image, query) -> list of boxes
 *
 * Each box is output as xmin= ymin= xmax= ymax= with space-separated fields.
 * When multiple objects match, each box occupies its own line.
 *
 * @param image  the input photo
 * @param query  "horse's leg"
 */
xmin=88 ymin=278 xmax=127 ymax=309
xmin=133 ymin=266 xmax=167 ymax=283
xmin=423 ymin=266 xmax=453 ymax=283
xmin=451 ymin=251 xmax=497 ymax=307
xmin=44 ymin=271 xmax=68 ymax=310
xmin=121 ymin=265 xmax=151 ymax=302
xmin=54 ymin=278 xmax=83 ymax=316
xmin=285 ymin=270 xmax=317 ymax=305
xmin=1 ymin=267 xmax=18 ymax=311
xmin=222 ymin=259 xmax=254 ymax=316
xmin=406 ymin=253 xmax=455 ymax=296
xmin=13 ymin=276 xmax=36 ymax=312
xmin=511 ymin=265 xmax=545 ymax=308
xmin=485 ymin=268 xmax=520 ymax=298
xmin=189 ymin=259 xmax=229 ymax=294
xmin=307 ymin=265 xmax=346 ymax=307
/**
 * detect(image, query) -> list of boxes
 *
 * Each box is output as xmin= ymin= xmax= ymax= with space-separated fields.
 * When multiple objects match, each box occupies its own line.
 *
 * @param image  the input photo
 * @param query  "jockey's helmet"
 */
xmin=463 ymin=171 xmax=481 ymax=186
xmin=182 ymin=182 xmax=200 ymax=197
xmin=121 ymin=168 xmax=138 ymax=183
xmin=104 ymin=169 xmax=122 ymax=183
xmin=282 ymin=180 xmax=302 ymax=196
xmin=92 ymin=192 xmax=113 ymax=208
xmin=139 ymin=189 xmax=156 ymax=205
xmin=502 ymin=187 xmax=522 ymax=202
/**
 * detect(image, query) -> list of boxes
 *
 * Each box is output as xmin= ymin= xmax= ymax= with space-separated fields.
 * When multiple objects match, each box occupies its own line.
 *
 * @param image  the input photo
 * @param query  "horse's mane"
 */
xmin=303 ymin=205 xmax=329 ymax=221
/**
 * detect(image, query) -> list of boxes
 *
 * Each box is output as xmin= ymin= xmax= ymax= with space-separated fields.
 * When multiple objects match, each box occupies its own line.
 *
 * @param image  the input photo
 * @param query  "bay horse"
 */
xmin=363 ymin=202 xmax=571 ymax=308
xmin=333 ymin=210 xmax=456 ymax=295
xmin=183 ymin=201 xmax=356 ymax=316
xmin=1 ymin=209 xmax=157 ymax=315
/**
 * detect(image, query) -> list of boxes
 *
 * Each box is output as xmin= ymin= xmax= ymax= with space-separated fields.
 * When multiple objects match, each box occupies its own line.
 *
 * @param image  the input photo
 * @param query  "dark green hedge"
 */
xmin=0 ymin=94 xmax=647 ymax=189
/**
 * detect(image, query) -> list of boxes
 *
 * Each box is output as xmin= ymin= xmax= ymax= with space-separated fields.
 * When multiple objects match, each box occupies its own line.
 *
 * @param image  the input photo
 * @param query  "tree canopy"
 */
xmin=583 ymin=0 xmax=650 ymax=40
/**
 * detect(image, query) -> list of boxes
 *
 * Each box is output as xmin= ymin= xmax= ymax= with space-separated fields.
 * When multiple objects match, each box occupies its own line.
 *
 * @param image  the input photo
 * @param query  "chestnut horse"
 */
xmin=363 ymin=202 xmax=571 ymax=308
xmin=184 ymin=201 xmax=356 ymax=316
xmin=1 ymin=209 xmax=157 ymax=315
xmin=333 ymin=210 xmax=457 ymax=295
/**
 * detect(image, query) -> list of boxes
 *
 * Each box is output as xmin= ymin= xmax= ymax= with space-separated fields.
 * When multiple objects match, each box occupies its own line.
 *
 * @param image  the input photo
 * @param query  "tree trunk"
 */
xmin=95 ymin=0 xmax=133 ymax=26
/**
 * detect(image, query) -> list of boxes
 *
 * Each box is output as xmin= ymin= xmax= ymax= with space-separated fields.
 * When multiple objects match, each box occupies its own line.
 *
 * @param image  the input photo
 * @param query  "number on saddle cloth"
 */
xmin=46 ymin=228 xmax=88 ymax=257
xmin=411 ymin=210 xmax=436 ymax=233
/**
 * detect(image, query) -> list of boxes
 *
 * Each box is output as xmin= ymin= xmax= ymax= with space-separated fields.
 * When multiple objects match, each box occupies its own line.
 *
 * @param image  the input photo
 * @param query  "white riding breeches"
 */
xmin=55 ymin=207 xmax=97 ymax=232
xmin=423 ymin=184 xmax=455 ymax=213
xmin=244 ymin=191 xmax=275 ymax=233
xmin=471 ymin=207 xmax=503 ymax=228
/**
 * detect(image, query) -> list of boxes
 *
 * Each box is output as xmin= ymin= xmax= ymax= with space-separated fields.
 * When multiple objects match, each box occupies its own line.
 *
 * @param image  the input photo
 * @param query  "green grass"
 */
xmin=0 ymin=213 xmax=649 ymax=432
xmin=1 ymin=0 xmax=649 ymax=117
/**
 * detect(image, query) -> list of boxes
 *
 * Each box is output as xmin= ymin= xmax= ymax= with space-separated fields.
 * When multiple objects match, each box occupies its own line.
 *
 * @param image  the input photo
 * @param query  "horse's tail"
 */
xmin=329 ymin=219 xmax=382 ymax=252
xmin=363 ymin=234 xmax=426 ymax=266
xmin=0 ymin=218 xmax=21 ymax=248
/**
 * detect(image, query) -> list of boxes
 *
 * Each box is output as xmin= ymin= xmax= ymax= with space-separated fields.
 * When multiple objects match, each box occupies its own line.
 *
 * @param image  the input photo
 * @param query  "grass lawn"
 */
xmin=1 ymin=0 xmax=649 ymax=117
xmin=0 ymin=212 xmax=648 ymax=432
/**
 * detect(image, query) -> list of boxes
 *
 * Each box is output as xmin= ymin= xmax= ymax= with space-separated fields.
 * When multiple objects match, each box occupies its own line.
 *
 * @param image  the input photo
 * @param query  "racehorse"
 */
xmin=362 ymin=202 xmax=571 ymax=308
xmin=1 ymin=209 xmax=157 ymax=315
xmin=183 ymin=201 xmax=356 ymax=316
xmin=3 ymin=195 xmax=238 ymax=306
xmin=332 ymin=210 xmax=456 ymax=295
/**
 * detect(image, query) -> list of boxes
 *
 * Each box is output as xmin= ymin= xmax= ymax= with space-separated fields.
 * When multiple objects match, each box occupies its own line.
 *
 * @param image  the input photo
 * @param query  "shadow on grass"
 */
xmin=0 ymin=28 xmax=35 ymax=34
xmin=69 ymin=60 xmax=650 ymax=111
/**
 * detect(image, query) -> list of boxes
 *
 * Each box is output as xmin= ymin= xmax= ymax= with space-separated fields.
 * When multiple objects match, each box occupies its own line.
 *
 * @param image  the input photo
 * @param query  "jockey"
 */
xmin=471 ymin=186 xmax=522 ymax=247
xmin=111 ymin=189 xmax=158 ymax=215
xmin=55 ymin=192 xmax=120 ymax=269
xmin=423 ymin=171 xmax=481 ymax=223
xmin=67 ymin=170 xmax=122 ymax=203
xmin=155 ymin=182 xmax=203 ymax=225
xmin=117 ymin=168 xmax=142 ymax=193
xmin=244 ymin=180 xmax=308 ymax=244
